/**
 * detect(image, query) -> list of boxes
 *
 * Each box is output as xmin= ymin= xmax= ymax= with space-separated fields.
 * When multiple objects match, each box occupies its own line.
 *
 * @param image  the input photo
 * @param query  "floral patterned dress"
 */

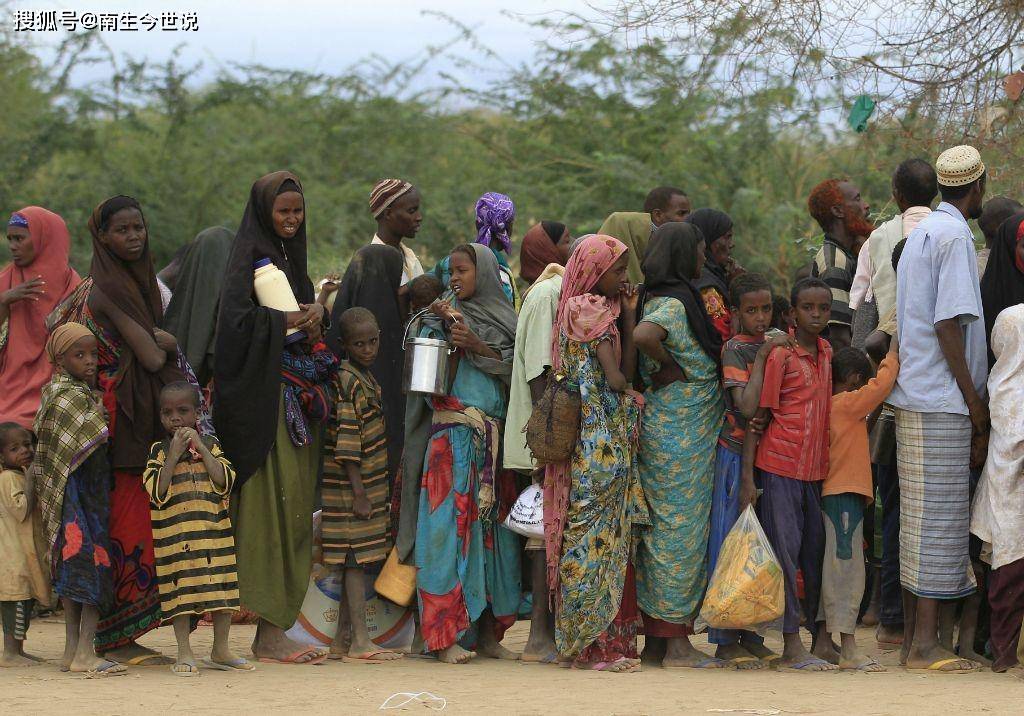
xmin=414 ymin=327 xmax=521 ymax=652
xmin=555 ymin=331 xmax=649 ymax=660
xmin=636 ymin=297 xmax=723 ymax=634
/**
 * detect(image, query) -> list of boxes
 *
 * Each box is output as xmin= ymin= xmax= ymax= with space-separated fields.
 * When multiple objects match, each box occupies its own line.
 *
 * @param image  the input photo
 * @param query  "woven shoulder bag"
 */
xmin=524 ymin=372 xmax=581 ymax=464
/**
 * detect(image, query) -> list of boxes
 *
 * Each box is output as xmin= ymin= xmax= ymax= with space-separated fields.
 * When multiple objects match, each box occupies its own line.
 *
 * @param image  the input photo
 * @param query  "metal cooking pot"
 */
xmin=402 ymin=308 xmax=456 ymax=396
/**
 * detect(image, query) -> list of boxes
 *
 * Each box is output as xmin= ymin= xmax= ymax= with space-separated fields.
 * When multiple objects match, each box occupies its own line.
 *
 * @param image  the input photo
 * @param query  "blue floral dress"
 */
xmin=636 ymin=296 xmax=724 ymax=631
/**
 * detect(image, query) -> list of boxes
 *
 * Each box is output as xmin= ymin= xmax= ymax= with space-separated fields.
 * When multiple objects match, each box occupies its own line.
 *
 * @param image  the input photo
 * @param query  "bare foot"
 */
xmin=102 ymin=642 xmax=173 ymax=666
xmin=738 ymin=636 xmax=776 ymax=661
xmin=715 ymin=643 xmax=766 ymax=670
xmin=875 ymin=624 xmax=904 ymax=648
xmin=438 ymin=644 xmax=475 ymax=664
xmin=958 ymin=647 xmax=991 ymax=668
xmin=0 ymin=653 xmax=40 ymax=667
xmin=779 ymin=646 xmax=839 ymax=671
xmin=811 ymin=637 xmax=841 ymax=665
xmin=477 ymin=640 xmax=520 ymax=660
xmin=640 ymin=636 xmax=666 ymax=664
xmin=662 ymin=637 xmax=726 ymax=669
xmin=522 ymin=626 xmax=557 ymax=664
xmin=253 ymin=621 xmax=327 ymax=663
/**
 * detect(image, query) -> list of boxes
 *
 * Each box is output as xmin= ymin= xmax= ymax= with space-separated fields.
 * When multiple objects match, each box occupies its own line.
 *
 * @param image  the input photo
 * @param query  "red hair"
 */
xmin=808 ymin=179 xmax=845 ymax=230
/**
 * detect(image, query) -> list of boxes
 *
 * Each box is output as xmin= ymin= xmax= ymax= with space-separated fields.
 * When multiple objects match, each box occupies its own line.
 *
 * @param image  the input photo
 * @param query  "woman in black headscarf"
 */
xmin=326 ymin=244 xmax=405 ymax=483
xmin=685 ymin=208 xmax=736 ymax=342
xmin=214 ymin=171 xmax=333 ymax=664
xmin=980 ymin=211 xmax=1024 ymax=368
xmin=633 ymin=222 xmax=725 ymax=668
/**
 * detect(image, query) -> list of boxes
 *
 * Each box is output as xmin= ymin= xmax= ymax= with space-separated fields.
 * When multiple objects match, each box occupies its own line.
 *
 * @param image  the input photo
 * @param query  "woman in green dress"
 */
xmin=634 ymin=222 xmax=725 ymax=668
xmin=214 ymin=171 xmax=336 ymax=664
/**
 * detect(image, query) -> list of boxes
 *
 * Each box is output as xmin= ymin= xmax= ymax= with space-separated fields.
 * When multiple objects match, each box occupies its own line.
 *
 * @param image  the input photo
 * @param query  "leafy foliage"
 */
xmin=2 ymin=19 xmax=1021 ymax=293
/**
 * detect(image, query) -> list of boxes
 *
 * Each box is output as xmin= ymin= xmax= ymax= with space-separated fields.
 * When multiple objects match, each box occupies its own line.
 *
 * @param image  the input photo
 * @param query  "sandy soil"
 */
xmin=3 ymin=618 xmax=1022 ymax=715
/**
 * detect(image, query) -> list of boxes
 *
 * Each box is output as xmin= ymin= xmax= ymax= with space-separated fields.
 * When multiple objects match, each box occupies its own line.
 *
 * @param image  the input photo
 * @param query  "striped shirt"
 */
xmin=322 ymin=362 xmax=391 ymax=566
xmin=811 ymin=236 xmax=857 ymax=331
xmin=718 ymin=333 xmax=765 ymax=452
xmin=142 ymin=437 xmax=239 ymax=620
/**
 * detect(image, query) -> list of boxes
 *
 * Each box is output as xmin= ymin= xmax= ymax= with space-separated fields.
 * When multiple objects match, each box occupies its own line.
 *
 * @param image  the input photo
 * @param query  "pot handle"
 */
xmin=402 ymin=306 xmax=458 ymax=354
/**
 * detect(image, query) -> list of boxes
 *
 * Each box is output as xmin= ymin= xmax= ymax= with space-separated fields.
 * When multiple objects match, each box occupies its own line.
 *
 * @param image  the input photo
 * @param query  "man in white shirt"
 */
xmin=368 ymin=178 xmax=424 ymax=286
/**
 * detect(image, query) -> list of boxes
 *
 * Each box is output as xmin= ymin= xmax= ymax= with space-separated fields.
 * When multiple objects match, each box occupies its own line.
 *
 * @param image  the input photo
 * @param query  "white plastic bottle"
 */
xmin=253 ymin=257 xmax=305 ymax=344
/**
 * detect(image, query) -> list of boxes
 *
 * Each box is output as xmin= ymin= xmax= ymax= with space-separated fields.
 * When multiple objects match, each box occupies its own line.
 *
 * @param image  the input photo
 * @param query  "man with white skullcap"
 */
xmin=887 ymin=145 xmax=988 ymax=673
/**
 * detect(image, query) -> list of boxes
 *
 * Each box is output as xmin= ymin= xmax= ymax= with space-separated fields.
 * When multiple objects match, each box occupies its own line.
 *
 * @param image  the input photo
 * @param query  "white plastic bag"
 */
xmin=696 ymin=505 xmax=784 ymax=632
xmin=503 ymin=483 xmax=544 ymax=538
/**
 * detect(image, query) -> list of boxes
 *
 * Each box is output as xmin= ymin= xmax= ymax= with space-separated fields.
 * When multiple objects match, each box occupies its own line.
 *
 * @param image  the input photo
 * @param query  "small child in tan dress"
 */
xmin=0 ymin=423 xmax=50 ymax=667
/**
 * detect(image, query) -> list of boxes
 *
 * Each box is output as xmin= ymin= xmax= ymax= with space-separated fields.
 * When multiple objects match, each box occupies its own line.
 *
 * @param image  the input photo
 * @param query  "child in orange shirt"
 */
xmin=819 ymin=337 xmax=899 ymax=672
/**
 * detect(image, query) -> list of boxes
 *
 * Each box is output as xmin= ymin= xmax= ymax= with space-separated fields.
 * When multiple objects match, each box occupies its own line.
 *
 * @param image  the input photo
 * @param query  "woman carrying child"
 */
xmin=33 ymin=323 xmax=121 ymax=675
xmin=47 ymin=196 xmax=189 ymax=664
xmin=633 ymin=222 xmax=725 ymax=668
xmin=398 ymin=243 xmax=521 ymax=664
xmin=552 ymin=234 xmax=649 ymax=673
xmin=214 ymin=171 xmax=335 ymax=665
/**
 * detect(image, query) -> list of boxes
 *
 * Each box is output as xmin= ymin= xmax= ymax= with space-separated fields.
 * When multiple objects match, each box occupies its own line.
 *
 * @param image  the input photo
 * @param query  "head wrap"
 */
xmin=87 ymin=195 xmax=184 ymax=470
xmin=520 ymin=222 xmax=567 ymax=284
xmin=980 ymin=211 xmax=1024 ymax=368
xmin=936 ymin=145 xmax=986 ymax=187
xmin=163 ymin=227 xmax=235 ymax=386
xmin=642 ymin=222 xmax=723 ymax=366
xmin=46 ymin=322 xmax=93 ymax=364
xmin=442 ymin=244 xmax=518 ymax=381
xmin=214 ymin=171 xmax=315 ymax=487
xmin=474 ymin=192 xmax=515 ymax=253
xmin=553 ymin=234 xmax=628 ymax=369
xmin=597 ymin=212 xmax=651 ymax=284
xmin=685 ymin=208 xmax=734 ymax=296
xmin=7 ymin=212 xmax=28 ymax=229
xmin=326 ymin=244 xmax=406 ymax=480
xmin=0 ymin=206 xmax=81 ymax=427
xmin=369 ymin=179 xmax=414 ymax=219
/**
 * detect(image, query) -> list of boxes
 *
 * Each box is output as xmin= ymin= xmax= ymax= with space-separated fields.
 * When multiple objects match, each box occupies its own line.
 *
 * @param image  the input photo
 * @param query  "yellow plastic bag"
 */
xmin=698 ymin=505 xmax=784 ymax=630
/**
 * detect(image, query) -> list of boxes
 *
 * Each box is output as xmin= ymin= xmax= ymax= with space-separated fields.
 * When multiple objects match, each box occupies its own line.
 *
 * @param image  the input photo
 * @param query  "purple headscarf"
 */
xmin=475 ymin=192 xmax=515 ymax=253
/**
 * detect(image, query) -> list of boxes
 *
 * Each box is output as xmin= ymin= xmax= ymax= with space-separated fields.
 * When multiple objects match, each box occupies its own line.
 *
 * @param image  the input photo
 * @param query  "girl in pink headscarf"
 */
xmin=545 ymin=234 xmax=649 ymax=673
xmin=0 ymin=208 xmax=81 ymax=426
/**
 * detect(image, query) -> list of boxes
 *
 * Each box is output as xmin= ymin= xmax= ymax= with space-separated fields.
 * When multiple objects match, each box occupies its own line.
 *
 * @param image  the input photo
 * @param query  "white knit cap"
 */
xmin=935 ymin=145 xmax=985 ymax=187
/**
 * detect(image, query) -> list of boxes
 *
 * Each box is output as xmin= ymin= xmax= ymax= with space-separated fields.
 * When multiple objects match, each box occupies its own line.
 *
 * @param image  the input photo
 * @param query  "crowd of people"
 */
xmin=1 ymin=143 xmax=1023 ymax=682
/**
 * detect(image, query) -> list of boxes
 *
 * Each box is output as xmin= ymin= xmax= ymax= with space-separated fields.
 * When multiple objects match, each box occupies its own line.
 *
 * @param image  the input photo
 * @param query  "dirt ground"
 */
xmin=3 ymin=618 xmax=1022 ymax=715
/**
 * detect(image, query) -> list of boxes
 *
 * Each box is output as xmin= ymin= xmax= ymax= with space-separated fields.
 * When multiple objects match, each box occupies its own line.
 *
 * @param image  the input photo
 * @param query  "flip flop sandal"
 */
xmin=342 ymin=650 xmax=404 ymax=664
xmin=202 ymin=657 xmax=255 ymax=671
xmin=83 ymin=661 xmax=127 ymax=678
xmin=778 ymin=657 xmax=836 ymax=672
xmin=664 ymin=656 xmax=727 ymax=670
xmin=573 ymin=657 xmax=640 ymax=673
xmin=726 ymin=656 xmax=765 ymax=669
xmin=124 ymin=654 xmax=172 ymax=666
xmin=841 ymin=658 xmax=885 ymax=672
xmin=171 ymin=663 xmax=200 ymax=678
xmin=906 ymin=657 xmax=979 ymax=674
xmin=257 ymin=648 xmax=327 ymax=665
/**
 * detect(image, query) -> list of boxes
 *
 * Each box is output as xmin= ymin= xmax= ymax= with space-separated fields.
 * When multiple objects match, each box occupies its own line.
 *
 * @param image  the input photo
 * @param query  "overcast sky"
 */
xmin=10 ymin=0 xmax=599 ymax=87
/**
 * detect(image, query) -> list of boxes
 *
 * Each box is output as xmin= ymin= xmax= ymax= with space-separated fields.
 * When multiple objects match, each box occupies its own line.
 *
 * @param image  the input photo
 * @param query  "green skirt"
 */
xmin=230 ymin=391 xmax=321 ymax=629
